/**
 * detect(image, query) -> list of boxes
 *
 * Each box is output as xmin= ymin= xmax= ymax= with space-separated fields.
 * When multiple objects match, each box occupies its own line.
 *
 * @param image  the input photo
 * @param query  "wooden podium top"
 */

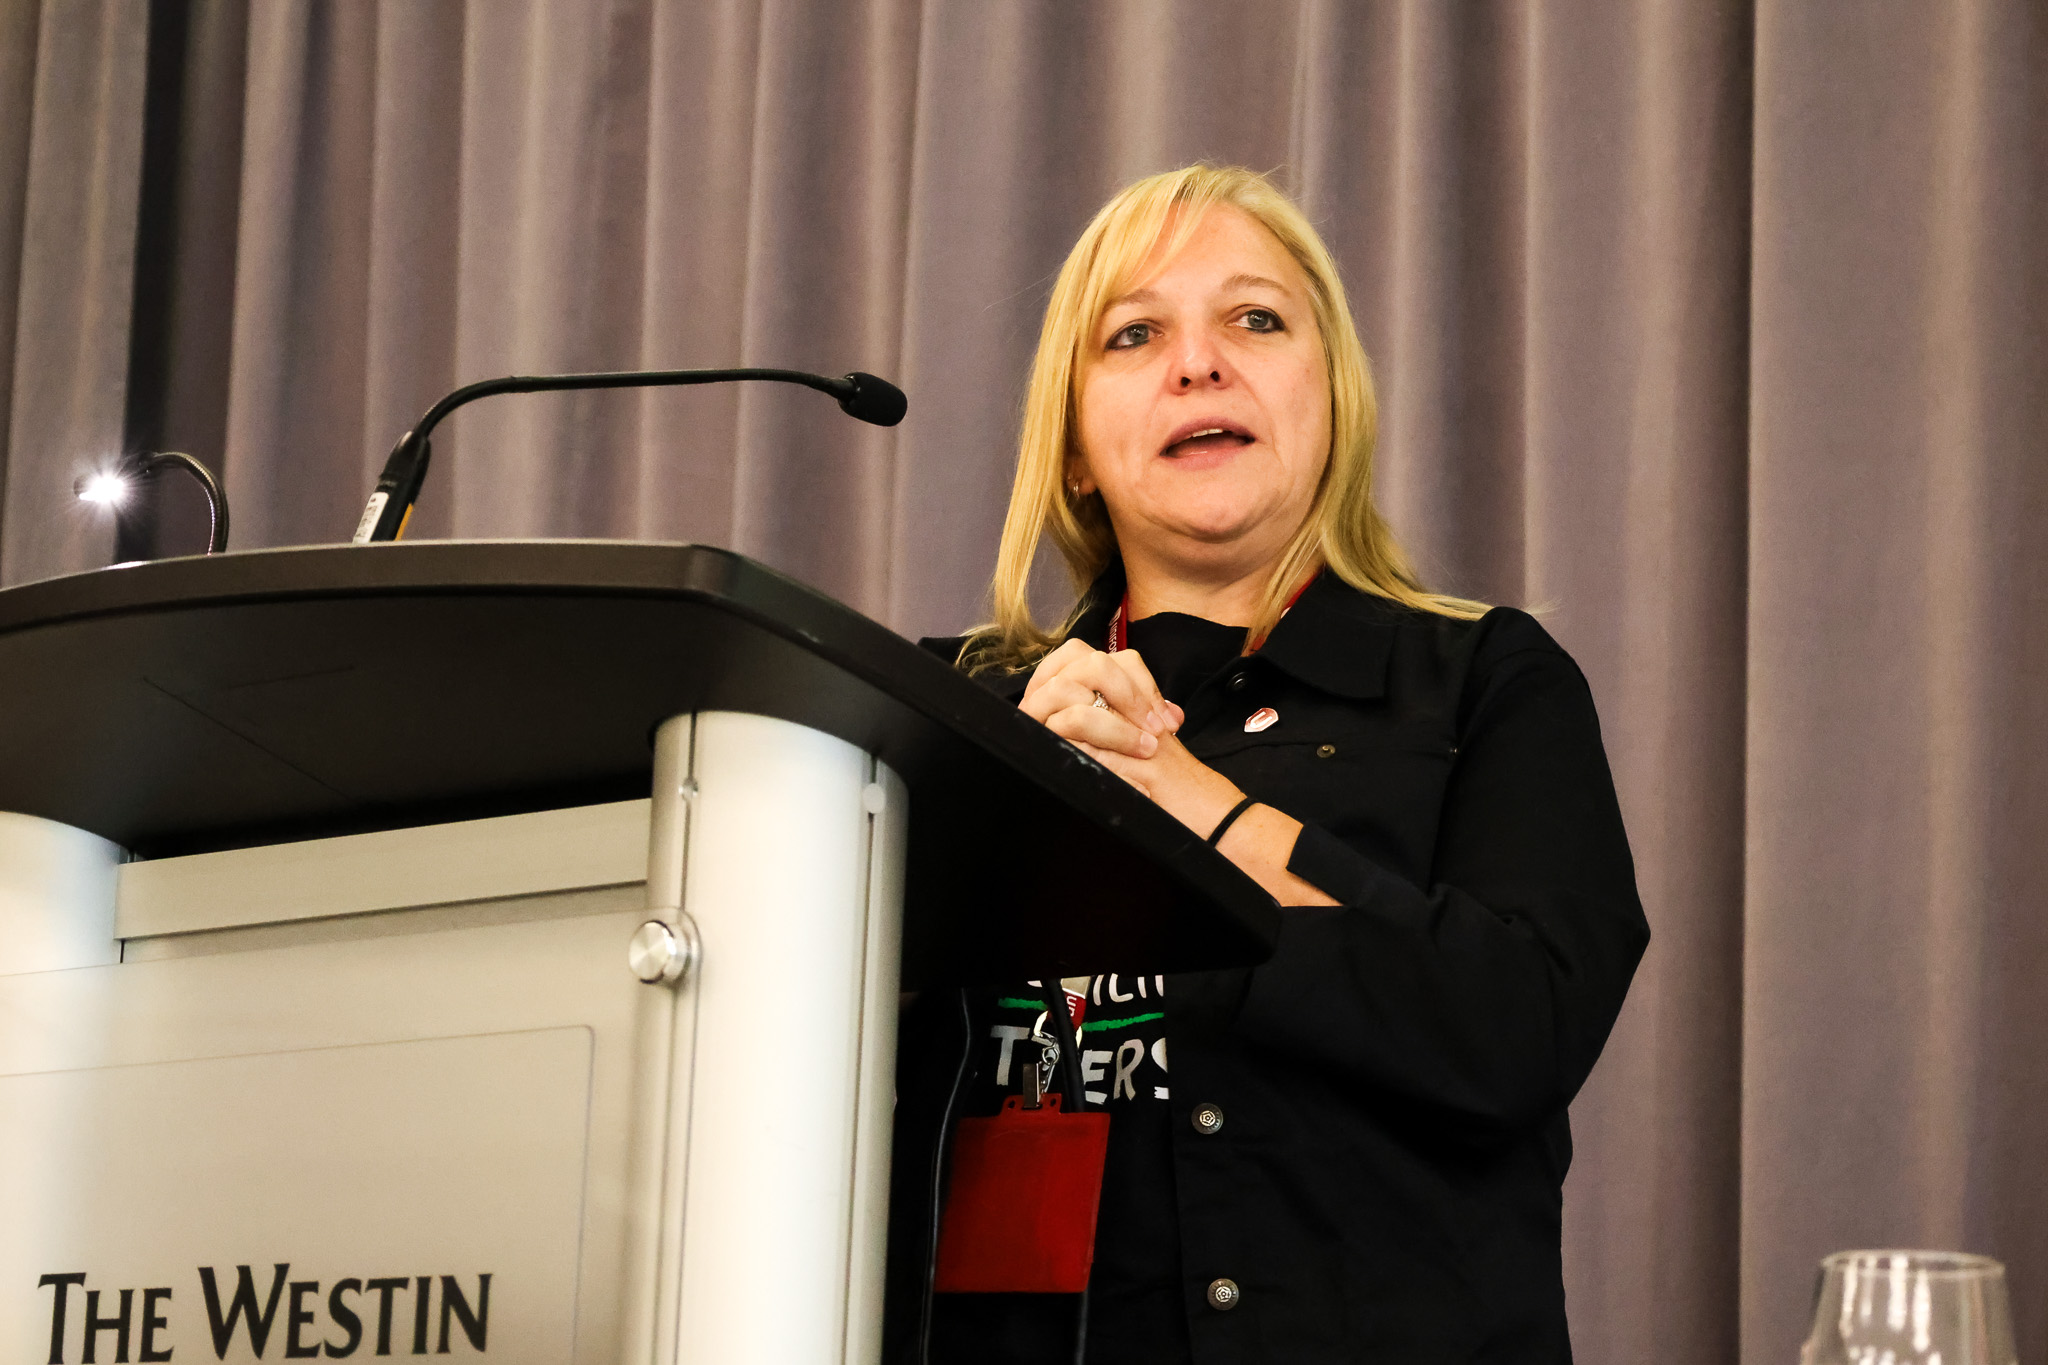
xmin=0 ymin=541 xmax=1277 ymax=984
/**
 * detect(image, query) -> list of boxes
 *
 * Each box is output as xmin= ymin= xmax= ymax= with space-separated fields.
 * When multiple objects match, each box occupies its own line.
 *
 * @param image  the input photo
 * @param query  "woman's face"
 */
xmin=1073 ymin=205 xmax=1331 ymax=585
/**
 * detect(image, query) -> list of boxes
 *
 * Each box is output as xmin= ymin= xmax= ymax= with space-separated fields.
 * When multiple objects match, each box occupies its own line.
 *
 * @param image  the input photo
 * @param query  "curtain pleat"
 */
xmin=357 ymin=0 xmax=463 ymax=539
xmin=0 ymin=0 xmax=147 ymax=584
xmin=220 ymin=0 xmax=376 ymax=549
xmin=0 ymin=3 xmax=2043 ymax=1362
xmin=721 ymin=0 xmax=918 ymax=612
xmin=0 ymin=0 xmax=44 ymax=536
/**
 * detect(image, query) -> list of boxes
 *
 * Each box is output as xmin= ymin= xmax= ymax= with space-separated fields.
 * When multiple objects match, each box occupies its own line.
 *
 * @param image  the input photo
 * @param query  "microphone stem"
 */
xmin=409 ymin=367 xmax=850 ymax=448
xmin=353 ymin=367 xmax=872 ymax=545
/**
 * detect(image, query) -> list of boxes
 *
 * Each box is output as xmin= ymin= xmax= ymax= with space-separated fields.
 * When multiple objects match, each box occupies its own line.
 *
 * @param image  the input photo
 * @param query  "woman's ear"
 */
xmin=1063 ymin=460 xmax=1096 ymax=498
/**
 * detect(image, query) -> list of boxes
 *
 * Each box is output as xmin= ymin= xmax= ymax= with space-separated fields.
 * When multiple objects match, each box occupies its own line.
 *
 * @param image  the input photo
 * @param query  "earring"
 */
xmin=1066 ymin=478 xmax=1082 ymax=497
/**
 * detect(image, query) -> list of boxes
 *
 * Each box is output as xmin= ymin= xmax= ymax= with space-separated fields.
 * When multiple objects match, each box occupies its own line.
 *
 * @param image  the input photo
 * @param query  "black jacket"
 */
xmin=889 ymin=569 xmax=1649 ymax=1364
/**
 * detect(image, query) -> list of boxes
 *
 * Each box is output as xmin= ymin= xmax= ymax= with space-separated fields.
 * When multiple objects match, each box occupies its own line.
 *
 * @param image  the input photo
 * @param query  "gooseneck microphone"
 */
xmin=351 ymin=366 xmax=908 ymax=544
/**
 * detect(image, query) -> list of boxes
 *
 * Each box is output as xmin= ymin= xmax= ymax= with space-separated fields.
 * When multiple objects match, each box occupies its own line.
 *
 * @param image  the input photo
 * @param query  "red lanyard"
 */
xmin=1106 ymin=576 xmax=1313 ymax=655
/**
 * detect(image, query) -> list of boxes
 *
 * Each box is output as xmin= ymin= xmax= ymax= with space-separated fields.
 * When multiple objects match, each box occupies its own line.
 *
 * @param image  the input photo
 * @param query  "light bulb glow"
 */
xmin=77 ymin=471 xmax=131 ymax=506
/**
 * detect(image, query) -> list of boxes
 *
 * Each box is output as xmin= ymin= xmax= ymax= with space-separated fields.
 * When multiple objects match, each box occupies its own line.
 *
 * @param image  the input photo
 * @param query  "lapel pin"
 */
xmin=1244 ymin=707 xmax=1278 ymax=733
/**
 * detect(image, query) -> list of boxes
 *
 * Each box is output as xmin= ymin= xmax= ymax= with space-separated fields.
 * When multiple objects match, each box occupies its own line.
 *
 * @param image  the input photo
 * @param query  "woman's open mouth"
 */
xmin=1161 ymin=421 xmax=1255 ymax=458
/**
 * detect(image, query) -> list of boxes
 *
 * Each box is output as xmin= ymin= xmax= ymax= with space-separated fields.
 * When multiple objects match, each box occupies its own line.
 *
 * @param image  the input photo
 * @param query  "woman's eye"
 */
xmin=1107 ymin=322 xmax=1153 ymax=350
xmin=1239 ymin=309 xmax=1284 ymax=333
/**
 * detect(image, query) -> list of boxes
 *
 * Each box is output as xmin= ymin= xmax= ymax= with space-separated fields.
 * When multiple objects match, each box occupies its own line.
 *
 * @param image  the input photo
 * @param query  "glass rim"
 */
xmin=1820 ymin=1250 xmax=2006 ymax=1277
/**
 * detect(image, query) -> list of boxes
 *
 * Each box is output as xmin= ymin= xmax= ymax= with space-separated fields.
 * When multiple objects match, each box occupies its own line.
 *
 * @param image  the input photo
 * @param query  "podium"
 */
xmin=0 ymin=542 xmax=1276 ymax=1364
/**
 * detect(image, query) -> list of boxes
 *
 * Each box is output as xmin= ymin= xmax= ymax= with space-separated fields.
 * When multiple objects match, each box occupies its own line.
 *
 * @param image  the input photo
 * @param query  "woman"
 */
xmin=890 ymin=165 xmax=1647 ymax=1364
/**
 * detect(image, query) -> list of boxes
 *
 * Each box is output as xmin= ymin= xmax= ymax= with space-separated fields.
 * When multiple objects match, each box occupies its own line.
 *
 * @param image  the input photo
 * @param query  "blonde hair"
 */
xmin=961 ymin=164 xmax=1486 ymax=674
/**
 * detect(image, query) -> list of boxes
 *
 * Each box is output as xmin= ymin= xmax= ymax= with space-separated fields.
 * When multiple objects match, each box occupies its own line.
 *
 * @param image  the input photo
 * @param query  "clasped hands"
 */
xmin=1020 ymin=637 xmax=1243 ymax=835
xmin=1018 ymin=638 xmax=1337 ymax=906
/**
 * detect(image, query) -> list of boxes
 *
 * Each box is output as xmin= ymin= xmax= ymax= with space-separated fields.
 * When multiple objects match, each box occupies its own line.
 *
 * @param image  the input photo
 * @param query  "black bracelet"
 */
xmin=1207 ymin=795 xmax=1257 ymax=847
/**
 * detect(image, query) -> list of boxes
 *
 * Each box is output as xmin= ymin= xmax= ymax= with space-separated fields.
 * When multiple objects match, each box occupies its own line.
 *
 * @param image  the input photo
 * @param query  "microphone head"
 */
xmin=836 ymin=372 xmax=907 ymax=427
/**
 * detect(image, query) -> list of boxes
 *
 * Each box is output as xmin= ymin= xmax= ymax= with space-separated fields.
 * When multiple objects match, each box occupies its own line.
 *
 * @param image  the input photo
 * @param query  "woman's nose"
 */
xmin=1173 ymin=333 xmax=1230 ymax=390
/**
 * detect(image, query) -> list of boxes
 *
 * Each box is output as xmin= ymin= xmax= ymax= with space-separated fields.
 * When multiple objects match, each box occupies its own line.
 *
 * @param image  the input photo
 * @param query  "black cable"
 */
xmin=1039 ymin=973 xmax=1093 ymax=1365
xmin=1040 ymin=972 xmax=1086 ymax=1113
xmin=918 ymin=988 xmax=975 ymax=1365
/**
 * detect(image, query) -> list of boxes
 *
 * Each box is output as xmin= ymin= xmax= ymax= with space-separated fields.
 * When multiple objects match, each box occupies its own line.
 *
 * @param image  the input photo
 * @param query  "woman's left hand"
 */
xmin=1075 ymin=730 xmax=1340 ymax=907
xmin=1073 ymin=728 xmax=1238 ymax=835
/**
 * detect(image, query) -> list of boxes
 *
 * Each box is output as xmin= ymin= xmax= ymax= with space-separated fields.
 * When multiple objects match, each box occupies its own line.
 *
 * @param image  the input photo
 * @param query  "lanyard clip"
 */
xmin=1024 ymin=1010 xmax=1059 ymax=1110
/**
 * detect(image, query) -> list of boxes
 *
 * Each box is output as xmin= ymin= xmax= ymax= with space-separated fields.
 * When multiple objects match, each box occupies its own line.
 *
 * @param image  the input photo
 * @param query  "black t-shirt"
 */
xmin=932 ymin=612 xmax=1245 ymax=1365
xmin=1123 ymin=611 xmax=1249 ymax=715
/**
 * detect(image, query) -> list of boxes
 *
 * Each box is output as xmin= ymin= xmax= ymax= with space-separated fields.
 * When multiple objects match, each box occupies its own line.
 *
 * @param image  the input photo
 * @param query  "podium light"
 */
xmin=73 ymin=451 xmax=230 ymax=554
xmin=76 ymin=471 xmax=132 ymax=506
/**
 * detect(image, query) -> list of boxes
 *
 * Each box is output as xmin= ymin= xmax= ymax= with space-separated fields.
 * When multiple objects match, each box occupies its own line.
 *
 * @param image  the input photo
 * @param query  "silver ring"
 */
xmin=1091 ymin=691 xmax=1109 ymax=710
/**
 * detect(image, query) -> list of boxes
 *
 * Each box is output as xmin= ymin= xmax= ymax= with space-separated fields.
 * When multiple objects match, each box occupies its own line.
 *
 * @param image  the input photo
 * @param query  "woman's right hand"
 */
xmin=1019 ymin=638 xmax=1183 ymax=758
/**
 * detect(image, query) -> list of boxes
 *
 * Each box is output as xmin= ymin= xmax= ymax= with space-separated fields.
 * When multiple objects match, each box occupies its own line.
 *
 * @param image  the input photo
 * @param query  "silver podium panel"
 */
xmin=0 ymin=712 xmax=905 ymax=1365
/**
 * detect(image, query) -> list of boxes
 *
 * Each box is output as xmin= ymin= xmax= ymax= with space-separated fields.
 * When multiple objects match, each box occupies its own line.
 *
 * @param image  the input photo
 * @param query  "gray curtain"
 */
xmin=2 ymin=2 xmax=2044 ymax=1361
xmin=0 ymin=0 xmax=145 ymax=582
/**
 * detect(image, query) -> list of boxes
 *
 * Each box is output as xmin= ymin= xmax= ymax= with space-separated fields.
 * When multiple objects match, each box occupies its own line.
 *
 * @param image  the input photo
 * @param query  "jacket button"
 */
xmin=1191 ymin=1102 xmax=1224 ymax=1134
xmin=1227 ymin=672 xmax=1249 ymax=692
xmin=1316 ymin=743 xmax=1337 ymax=758
xmin=1206 ymin=1278 xmax=1241 ymax=1311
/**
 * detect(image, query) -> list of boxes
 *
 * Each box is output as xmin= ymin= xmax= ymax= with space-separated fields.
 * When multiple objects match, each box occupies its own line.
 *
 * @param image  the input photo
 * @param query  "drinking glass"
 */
xmin=1800 ymin=1250 xmax=2017 ymax=1365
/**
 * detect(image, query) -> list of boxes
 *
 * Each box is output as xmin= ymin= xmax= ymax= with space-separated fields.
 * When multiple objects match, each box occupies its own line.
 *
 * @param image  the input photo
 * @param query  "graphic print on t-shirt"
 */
xmin=985 ymin=974 xmax=1169 ymax=1106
